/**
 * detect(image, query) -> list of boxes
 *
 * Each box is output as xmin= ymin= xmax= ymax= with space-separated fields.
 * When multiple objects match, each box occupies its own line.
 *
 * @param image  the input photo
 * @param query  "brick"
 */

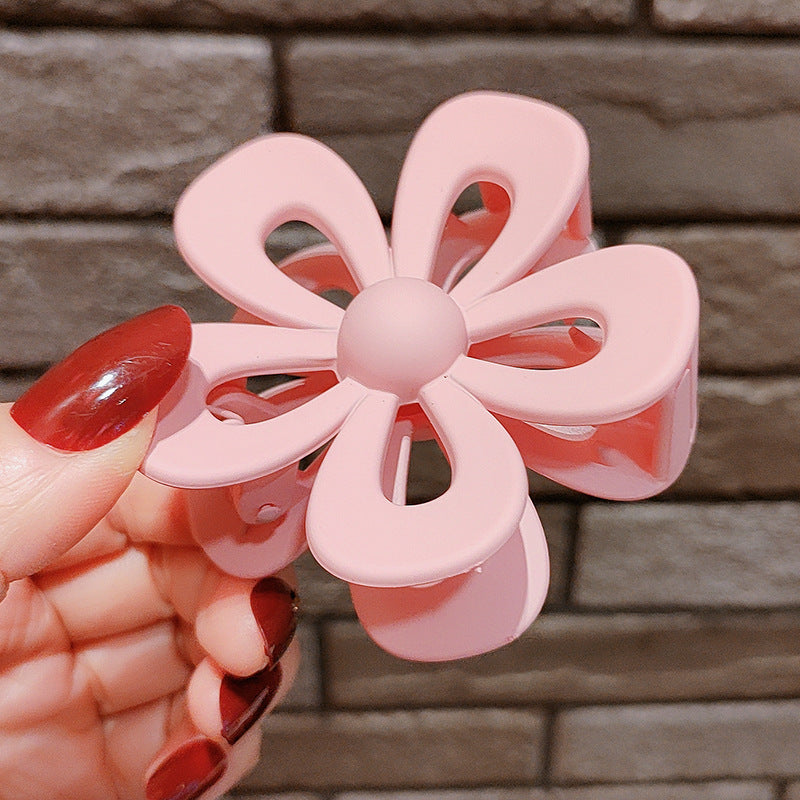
xmin=533 ymin=504 xmax=573 ymax=606
xmin=654 ymin=0 xmax=800 ymax=33
xmin=674 ymin=378 xmax=800 ymax=497
xmin=0 ymin=0 xmax=635 ymax=29
xmin=556 ymin=786 xmax=773 ymax=800
xmin=243 ymin=709 xmax=546 ymax=790
xmin=0 ymin=222 xmax=233 ymax=367
xmin=324 ymin=611 xmax=800 ymax=708
xmin=552 ymin=699 xmax=800 ymax=783
xmin=0 ymin=221 xmax=339 ymax=370
xmin=319 ymin=132 xmax=411 ymax=222
xmin=622 ymin=225 xmax=800 ymax=373
xmin=0 ymin=372 xmax=38 ymax=402
xmin=336 ymin=793 xmax=544 ymax=800
xmin=294 ymin=550 xmax=355 ymax=618
xmin=288 ymin=37 xmax=800 ymax=136
xmin=236 ymin=795 xmax=322 ymax=800
xmin=335 ymin=784 xmax=773 ymax=800
xmin=785 ymin=782 xmax=800 ymax=800
xmin=0 ymin=31 xmax=270 ymax=216
xmin=280 ymin=622 xmax=322 ymax=711
xmin=287 ymin=37 xmax=800 ymax=219
xmin=549 ymin=787 xmax=774 ymax=800
xmin=575 ymin=502 xmax=800 ymax=608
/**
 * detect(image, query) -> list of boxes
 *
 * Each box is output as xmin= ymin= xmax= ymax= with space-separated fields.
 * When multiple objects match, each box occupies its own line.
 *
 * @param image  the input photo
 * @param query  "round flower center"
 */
xmin=337 ymin=277 xmax=468 ymax=402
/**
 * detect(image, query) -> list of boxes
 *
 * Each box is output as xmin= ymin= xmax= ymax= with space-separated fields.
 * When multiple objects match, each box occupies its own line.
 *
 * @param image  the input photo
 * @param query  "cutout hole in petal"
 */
xmin=299 ymin=439 xmax=332 ymax=472
xmin=382 ymin=406 xmax=452 ymax=506
xmin=265 ymin=221 xmax=359 ymax=309
xmin=406 ymin=439 xmax=451 ymax=505
xmin=319 ymin=288 xmax=354 ymax=310
xmin=469 ymin=319 xmax=603 ymax=370
xmin=265 ymin=221 xmax=329 ymax=264
xmin=204 ymin=371 xmax=339 ymax=486
xmin=207 ymin=371 xmax=339 ymax=430
xmin=452 ymin=183 xmax=484 ymax=215
xmin=246 ymin=374 xmax=304 ymax=395
xmin=429 ymin=182 xmax=510 ymax=291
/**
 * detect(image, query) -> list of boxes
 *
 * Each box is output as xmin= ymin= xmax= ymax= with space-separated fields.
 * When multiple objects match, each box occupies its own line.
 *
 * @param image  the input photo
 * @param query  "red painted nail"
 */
xmin=11 ymin=305 xmax=191 ymax=451
xmin=145 ymin=738 xmax=225 ymax=800
xmin=220 ymin=663 xmax=282 ymax=744
xmin=250 ymin=577 xmax=299 ymax=667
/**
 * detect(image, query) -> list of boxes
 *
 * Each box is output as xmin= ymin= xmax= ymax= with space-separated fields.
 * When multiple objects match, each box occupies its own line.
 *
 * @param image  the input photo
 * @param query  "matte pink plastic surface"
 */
xmin=142 ymin=91 xmax=699 ymax=661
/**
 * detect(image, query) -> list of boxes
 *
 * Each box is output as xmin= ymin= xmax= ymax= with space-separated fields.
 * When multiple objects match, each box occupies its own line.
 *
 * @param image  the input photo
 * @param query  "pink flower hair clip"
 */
xmin=142 ymin=92 xmax=699 ymax=662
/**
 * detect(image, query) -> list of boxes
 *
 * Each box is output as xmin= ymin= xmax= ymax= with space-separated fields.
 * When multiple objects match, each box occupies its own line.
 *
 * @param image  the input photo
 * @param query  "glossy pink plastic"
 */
xmin=142 ymin=92 xmax=699 ymax=662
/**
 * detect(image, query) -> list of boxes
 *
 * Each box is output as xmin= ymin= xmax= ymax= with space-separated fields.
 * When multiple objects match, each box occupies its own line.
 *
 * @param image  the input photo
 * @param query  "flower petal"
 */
xmin=305 ymin=376 xmax=528 ymax=587
xmin=141 ymin=323 xmax=366 ymax=487
xmin=175 ymin=135 xmax=392 ymax=328
xmin=455 ymin=244 xmax=699 ymax=425
xmin=350 ymin=497 xmax=549 ymax=661
xmin=391 ymin=92 xmax=589 ymax=302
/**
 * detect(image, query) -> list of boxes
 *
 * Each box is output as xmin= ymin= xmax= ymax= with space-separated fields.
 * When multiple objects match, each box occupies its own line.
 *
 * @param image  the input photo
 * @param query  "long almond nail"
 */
xmin=145 ymin=738 xmax=225 ymax=800
xmin=11 ymin=305 xmax=191 ymax=451
xmin=220 ymin=663 xmax=282 ymax=744
xmin=250 ymin=577 xmax=299 ymax=667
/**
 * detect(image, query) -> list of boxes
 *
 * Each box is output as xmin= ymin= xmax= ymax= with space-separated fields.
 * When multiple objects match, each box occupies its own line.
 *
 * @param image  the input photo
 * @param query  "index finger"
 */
xmin=0 ymin=406 xmax=156 ymax=586
xmin=0 ymin=306 xmax=191 ymax=586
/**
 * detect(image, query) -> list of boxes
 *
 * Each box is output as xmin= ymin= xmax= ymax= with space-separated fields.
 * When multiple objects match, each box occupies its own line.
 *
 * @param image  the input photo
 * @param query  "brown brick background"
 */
xmin=2 ymin=1 xmax=800 ymax=798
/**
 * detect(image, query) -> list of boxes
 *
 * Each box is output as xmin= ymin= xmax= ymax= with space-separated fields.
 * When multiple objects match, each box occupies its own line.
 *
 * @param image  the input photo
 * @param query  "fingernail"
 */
xmin=250 ymin=577 xmax=299 ymax=667
xmin=11 ymin=306 xmax=191 ymax=452
xmin=220 ymin=663 xmax=282 ymax=744
xmin=145 ymin=738 xmax=225 ymax=800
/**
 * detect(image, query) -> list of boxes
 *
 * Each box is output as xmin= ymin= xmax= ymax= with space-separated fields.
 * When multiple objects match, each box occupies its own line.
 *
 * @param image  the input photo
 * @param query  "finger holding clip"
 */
xmin=138 ymin=697 xmax=265 ymax=800
xmin=151 ymin=545 xmax=299 ymax=678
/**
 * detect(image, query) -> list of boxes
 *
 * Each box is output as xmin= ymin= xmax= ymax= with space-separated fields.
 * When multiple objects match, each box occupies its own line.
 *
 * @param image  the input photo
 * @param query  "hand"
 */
xmin=0 ymin=307 xmax=298 ymax=800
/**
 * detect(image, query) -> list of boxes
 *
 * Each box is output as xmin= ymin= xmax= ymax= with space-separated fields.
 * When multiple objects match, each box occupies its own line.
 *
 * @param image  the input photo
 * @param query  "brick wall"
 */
xmin=1 ymin=1 xmax=799 ymax=798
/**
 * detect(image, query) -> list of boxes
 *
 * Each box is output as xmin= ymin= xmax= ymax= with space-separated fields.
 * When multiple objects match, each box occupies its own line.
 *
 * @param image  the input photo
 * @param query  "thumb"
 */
xmin=0 ymin=306 xmax=191 ymax=589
